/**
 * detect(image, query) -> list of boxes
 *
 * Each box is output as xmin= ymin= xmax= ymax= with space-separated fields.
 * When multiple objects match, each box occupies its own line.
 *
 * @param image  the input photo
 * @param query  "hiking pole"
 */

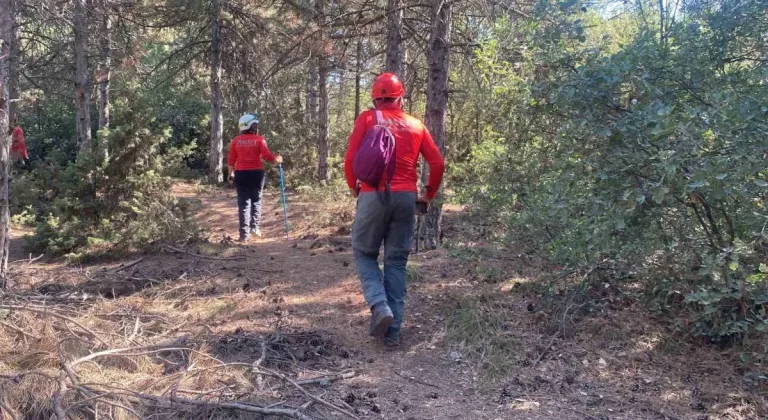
xmin=278 ymin=163 xmax=290 ymax=237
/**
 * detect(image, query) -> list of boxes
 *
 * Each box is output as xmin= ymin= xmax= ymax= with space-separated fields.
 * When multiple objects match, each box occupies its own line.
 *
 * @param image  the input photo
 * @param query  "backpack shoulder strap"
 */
xmin=374 ymin=109 xmax=384 ymax=126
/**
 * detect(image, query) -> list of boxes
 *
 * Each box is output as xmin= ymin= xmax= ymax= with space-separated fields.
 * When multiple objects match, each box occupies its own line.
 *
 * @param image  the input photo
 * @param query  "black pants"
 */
xmin=235 ymin=170 xmax=266 ymax=238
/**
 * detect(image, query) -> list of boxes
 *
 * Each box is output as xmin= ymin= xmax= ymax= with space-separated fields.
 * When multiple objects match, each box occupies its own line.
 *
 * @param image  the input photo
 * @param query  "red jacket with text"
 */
xmin=344 ymin=103 xmax=445 ymax=200
xmin=227 ymin=133 xmax=276 ymax=171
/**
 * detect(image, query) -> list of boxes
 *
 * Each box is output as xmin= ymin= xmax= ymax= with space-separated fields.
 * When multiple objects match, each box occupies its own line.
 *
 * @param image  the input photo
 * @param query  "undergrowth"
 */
xmin=11 ymin=98 xmax=199 ymax=259
xmin=445 ymin=295 xmax=521 ymax=379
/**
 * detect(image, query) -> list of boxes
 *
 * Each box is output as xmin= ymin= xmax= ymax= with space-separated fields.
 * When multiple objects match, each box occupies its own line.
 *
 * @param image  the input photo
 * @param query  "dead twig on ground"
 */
xmin=255 ymin=366 xmax=359 ymax=420
xmin=294 ymin=370 xmax=357 ymax=387
xmin=0 ymin=305 xmax=109 ymax=347
xmin=162 ymin=244 xmax=246 ymax=261
xmin=127 ymin=391 xmax=316 ymax=420
xmin=0 ymin=399 xmax=20 ymax=420
xmin=109 ymin=258 xmax=144 ymax=273
xmin=0 ymin=320 xmax=42 ymax=340
xmin=394 ymin=371 xmax=440 ymax=389
xmin=70 ymin=344 xmax=190 ymax=368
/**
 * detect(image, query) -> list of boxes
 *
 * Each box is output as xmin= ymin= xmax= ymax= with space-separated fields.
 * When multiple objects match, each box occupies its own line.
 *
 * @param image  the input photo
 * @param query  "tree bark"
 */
xmin=97 ymin=0 xmax=112 ymax=160
xmin=208 ymin=0 xmax=224 ymax=184
xmin=306 ymin=59 xmax=319 ymax=127
xmin=317 ymin=57 xmax=329 ymax=180
xmin=335 ymin=71 xmax=347 ymax=123
xmin=74 ymin=0 xmax=92 ymax=157
xmin=420 ymin=0 xmax=451 ymax=250
xmin=354 ymin=37 xmax=362 ymax=117
xmin=384 ymin=0 xmax=404 ymax=76
xmin=7 ymin=0 xmax=19 ymax=125
xmin=0 ymin=0 xmax=13 ymax=287
xmin=315 ymin=0 xmax=329 ymax=181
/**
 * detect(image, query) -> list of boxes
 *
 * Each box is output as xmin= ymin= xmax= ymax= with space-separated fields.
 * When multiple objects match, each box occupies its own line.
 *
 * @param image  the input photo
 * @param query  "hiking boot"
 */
xmin=238 ymin=235 xmax=250 ymax=243
xmin=384 ymin=328 xmax=400 ymax=347
xmin=369 ymin=302 xmax=394 ymax=337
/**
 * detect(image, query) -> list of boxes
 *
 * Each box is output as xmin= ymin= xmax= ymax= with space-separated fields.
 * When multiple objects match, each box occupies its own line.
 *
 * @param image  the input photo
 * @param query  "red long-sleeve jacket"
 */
xmin=227 ymin=133 xmax=276 ymax=170
xmin=11 ymin=126 xmax=28 ymax=160
xmin=344 ymin=103 xmax=445 ymax=200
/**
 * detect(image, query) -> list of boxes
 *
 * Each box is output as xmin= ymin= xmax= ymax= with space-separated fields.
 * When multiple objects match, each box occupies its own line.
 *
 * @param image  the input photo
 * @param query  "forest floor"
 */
xmin=0 ymin=182 xmax=765 ymax=420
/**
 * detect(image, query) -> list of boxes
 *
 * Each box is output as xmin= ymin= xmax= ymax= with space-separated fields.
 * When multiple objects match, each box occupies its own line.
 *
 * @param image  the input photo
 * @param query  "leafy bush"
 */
xmin=13 ymin=99 xmax=198 ymax=258
xmin=457 ymin=1 xmax=768 ymax=357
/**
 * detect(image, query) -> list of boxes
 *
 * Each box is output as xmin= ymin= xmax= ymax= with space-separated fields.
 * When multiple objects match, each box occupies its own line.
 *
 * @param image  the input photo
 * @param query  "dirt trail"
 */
xmin=179 ymin=185 xmax=764 ymax=420
xmin=177 ymin=185 xmax=506 ymax=419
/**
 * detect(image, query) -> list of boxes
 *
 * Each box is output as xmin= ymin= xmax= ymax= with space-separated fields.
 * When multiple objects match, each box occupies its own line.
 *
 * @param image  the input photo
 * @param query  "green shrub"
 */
xmin=457 ymin=1 xmax=768 ymax=356
xmin=14 ymin=98 xmax=198 ymax=258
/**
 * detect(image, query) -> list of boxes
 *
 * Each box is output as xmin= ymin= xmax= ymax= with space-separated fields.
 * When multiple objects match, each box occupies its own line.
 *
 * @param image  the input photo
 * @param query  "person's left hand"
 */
xmin=416 ymin=196 xmax=432 ymax=215
xmin=275 ymin=155 xmax=284 ymax=164
xmin=228 ymin=173 xmax=235 ymax=184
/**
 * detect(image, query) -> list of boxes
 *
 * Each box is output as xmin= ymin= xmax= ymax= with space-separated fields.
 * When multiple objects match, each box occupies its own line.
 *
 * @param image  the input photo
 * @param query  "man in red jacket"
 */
xmin=344 ymin=73 xmax=445 ymax=346
xmin=227 ymin=113 xmax=282 ymax=242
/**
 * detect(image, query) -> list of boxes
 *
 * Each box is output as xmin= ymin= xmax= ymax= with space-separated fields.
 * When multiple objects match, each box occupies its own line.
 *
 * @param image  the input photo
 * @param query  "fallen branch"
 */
xmin=273 ymin=370 xmax=357 ymax=389
xmin=162 ymin=244 xmax=246 ymax=261
xmin=256 ymin=366 xmax=359 ymax=420
xmin=70 ymin=344 xmax=190 ymax=367
xmin=9 ymin=253 xmax=45 ymax=265
xmin=0 ymin=399 xmax=20 ymax=420
xmin=110 ymin=258 xmax=145 ymax=273
xmin=0 ymin=320 xmax=42 ymax=340
xmin=134 ymin=392 xmax=316 ymax=420
xmin=0 ymin=305 xmax=109 ymax=347
xmin=394 ymin=371 xmax=439 ymax=389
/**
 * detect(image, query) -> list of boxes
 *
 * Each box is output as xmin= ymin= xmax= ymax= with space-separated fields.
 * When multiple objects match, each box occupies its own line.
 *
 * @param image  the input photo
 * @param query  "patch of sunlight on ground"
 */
xmin=508 ymin=399 xmax=541 ymax=411
xmin=661 ymin=390 xmax=685 ymax=403
xmin=631 ymin=331 xmax=662 ymax=353
xmin=499 ymin=276 xmax=531 ymax=292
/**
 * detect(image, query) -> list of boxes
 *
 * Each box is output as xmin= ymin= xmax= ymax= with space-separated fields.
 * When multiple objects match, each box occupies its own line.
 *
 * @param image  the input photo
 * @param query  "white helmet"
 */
xmin=238 ymin=114 xmax=259 ymax=131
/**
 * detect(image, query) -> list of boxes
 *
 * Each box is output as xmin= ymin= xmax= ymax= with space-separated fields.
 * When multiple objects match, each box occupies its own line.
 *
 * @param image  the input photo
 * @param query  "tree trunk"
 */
xmin=306 ymin=59 xmax=319 ymax=127
xmin=315 ymin=0 xmax=329 ymax=181
xmin=74 ymin=0 xmax=92 ymax=156
xmin=419 ymin=0 xmax=451 ymax=251
xmin=354 ymin=37 xmax=362 ymax=117
xmin=237 ymin=46 xmax=250 ymax=116
xmin=97 ymin=1 xmax=111 ymax=160
xmin=0 ymin=0 xmax=13 ymax=287
xmin=208 ymin=0 xmax=224 ymax=184
xmin=385 ymin=0 xmax=404 ymax=76
xmin=317 ymin=58 xmax=329 ymax=181
xmin=8 ymin=0 xmax=19 ymax=125
xmin=335 ymin=71 xmax=347 ymax=123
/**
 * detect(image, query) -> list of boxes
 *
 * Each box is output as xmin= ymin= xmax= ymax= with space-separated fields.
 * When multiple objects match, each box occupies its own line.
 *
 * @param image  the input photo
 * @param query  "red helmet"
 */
xmin=371 ymin=73 xmax=405 ymax=99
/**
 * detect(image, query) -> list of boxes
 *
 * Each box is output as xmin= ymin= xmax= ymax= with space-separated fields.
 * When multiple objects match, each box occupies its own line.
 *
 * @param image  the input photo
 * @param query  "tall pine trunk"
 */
xmin=73 ymin=0 xmax=92 ymax=156
xmin=306 ymin=60 xmax=319 ymax=126
xmin=419 ymin=0 xmax=451 ymax=250
xmin=354 ymin=37 xmax=362 ymax=117
xmin=317 ymin=58 xmax=329 ymax=180
xmin=315 ymin=0 xmax=329 ymax=181
xmin=8 ymin=0 xmax=19 ymax=125
xmin=385 ymin=0 xmax=404 ymax=76
xmin=0 ymin=0 xmax=13 ymax=287
xmin=208 ymin=0 xmax=224 ymax=184
xmin=97 ymin=1 xmax=111 ymax=160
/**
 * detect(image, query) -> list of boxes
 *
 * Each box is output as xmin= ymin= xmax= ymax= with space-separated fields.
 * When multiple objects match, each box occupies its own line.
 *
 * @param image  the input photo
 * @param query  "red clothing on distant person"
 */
xmin=11 ymin=126 xmax=28 ymax=160
xmin=344 ymin=102 xmax=445 ymax=200
xmin=227 ymin=133 xmax=276 ymax=170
